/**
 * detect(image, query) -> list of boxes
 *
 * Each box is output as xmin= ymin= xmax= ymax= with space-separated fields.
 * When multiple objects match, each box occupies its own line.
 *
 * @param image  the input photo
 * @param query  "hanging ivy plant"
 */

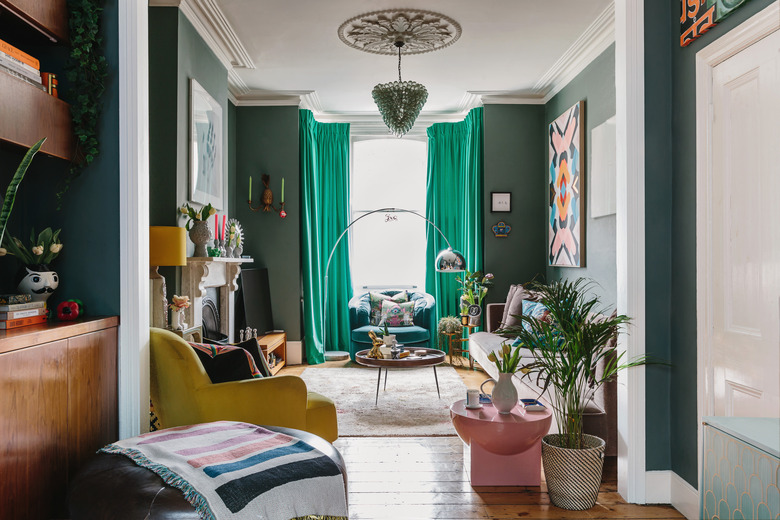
xmin=58 ymin=0 xmax=108 ymax=206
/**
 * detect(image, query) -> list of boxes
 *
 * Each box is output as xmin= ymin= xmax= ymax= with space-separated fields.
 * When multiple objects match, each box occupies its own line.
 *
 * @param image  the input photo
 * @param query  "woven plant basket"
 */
xmin=542 ymin=433 xmax=606 ymax=510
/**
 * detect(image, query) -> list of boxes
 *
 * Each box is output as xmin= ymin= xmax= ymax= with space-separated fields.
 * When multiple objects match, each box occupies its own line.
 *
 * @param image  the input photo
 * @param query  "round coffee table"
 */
xmin=355 ymin=347 xmax=446 ymax=405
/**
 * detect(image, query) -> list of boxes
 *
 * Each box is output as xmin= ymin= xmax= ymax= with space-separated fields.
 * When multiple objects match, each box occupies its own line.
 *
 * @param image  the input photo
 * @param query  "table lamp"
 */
xmin=149 ymin=226 xmax=186 ymax=328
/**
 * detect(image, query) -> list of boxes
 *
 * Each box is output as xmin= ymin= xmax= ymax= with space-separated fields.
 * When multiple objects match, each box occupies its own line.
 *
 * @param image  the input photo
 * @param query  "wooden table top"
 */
xmin=355 ymin=347 xmax=446 ymax=368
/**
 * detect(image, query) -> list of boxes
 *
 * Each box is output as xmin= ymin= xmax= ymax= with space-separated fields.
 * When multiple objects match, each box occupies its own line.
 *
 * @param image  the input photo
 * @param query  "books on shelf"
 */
xmin=0 ymin=294 xmax=32 ymax=305
xmin=0 ymin=65 xmax=46 ymax=91
xmin=0 ymin=37 xmax=40 ymax=70
xmin=0 ymin=314 xmax=47 ymax=329
xmin=0 ymin=307 xmax=47 ymax=320
xmin=0 ymin=300 xmax=44 ymax=312
xmin=0 ymin=52 xmax=40 ymax=82
xmin=41 ymin=72 xmax=58 ymax=97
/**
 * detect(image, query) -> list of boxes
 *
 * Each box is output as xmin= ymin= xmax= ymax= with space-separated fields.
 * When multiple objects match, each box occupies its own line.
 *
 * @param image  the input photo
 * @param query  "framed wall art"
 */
xmin=491 ymin=192 xmax=511 ymax=212
xmin=190 ymin=79 xmax=224 ymax=209
xmin=548 ymin=101 xmax=584 ymax=267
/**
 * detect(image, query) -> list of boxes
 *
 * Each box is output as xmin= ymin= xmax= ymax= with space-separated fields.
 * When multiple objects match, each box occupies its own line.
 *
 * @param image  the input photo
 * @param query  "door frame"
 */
xmin=695 ymin=0 xmax=780 ymax=490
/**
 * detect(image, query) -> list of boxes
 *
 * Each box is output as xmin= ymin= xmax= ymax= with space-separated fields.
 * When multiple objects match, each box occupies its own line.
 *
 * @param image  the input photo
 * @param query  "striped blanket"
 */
xmin=101 ymin=421 xmax=347 ymax=520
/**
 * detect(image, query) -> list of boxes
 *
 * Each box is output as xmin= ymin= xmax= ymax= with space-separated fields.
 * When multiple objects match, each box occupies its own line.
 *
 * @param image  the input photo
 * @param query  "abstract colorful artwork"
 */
xmin=548 ymin=101 xmax=584 ymax=267
xmin=680 ymin=0 xmax=753 ymax=47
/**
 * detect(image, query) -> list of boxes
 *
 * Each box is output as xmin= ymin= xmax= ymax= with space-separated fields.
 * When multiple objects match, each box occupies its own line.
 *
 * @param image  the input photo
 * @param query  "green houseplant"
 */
xmin=455 ymin=270 xmax=493 ymax=325
xmin=497 ymin=278 xmax=650 ymax=510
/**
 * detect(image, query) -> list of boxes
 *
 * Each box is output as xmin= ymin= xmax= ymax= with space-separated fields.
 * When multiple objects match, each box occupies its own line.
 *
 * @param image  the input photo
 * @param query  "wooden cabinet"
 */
xmin=257 ymin=332 xmax=286 ymax=375
xmin=0 ymin=317 xmax=118 ymax=519
xmin=0 ymin=0 xmax=72 ymax=159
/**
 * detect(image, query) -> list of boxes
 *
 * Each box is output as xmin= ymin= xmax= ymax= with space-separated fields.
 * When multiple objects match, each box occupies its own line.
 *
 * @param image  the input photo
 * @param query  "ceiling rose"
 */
xmin=338 ymin=9 xmax=461 ymax=55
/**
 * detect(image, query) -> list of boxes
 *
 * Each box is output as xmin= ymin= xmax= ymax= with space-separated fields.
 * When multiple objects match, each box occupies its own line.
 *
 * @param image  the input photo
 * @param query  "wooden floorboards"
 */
xmin=282 ymin=360 xmax=684 ymax=519
xmin=334 ymin=436 xmax=684 ymax=519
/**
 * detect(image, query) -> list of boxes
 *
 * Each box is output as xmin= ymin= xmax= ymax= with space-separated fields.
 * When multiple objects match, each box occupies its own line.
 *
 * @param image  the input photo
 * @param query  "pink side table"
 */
xmin=450 ymin=399 xmax=552 ymax=486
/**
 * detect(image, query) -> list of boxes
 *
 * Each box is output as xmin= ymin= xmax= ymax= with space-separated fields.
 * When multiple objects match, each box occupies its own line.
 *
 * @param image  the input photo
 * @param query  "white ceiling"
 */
xmin=215 ymin=0 xmax=614 ymax=116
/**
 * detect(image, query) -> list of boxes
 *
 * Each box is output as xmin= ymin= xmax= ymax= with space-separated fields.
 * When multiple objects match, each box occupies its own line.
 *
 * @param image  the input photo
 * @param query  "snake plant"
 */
xmin=0 ymin=138 xmax=45 ymax=248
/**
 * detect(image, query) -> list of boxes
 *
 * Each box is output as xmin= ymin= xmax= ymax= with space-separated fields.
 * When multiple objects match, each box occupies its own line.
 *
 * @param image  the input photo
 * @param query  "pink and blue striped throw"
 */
xmin=101 ymin=421 xmax=347 ymax=520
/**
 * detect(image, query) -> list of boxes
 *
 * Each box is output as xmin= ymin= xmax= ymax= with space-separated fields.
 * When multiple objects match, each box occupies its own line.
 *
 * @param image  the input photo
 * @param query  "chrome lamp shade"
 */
xmin=435 ymin=246 xmax=466 ymax=273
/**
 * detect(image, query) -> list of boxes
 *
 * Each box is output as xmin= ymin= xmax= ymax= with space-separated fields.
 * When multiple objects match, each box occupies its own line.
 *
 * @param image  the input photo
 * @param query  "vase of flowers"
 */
xmin=485 ymin=343 xmax=521 ymax=414
xmin=456 ymin=271 xmax=494 ymax=326
xmin=2 ymin=227 xmax=63 ymax=303
xmin=169 ymin=295 xmax=190 ymax=330
xmin=180 ymin=202 xmax=216 ymax=257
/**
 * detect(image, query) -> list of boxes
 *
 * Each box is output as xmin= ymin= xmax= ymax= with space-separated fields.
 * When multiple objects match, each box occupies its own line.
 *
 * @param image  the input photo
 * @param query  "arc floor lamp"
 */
xmin=323 ymin=207 xmax=466 ymax=360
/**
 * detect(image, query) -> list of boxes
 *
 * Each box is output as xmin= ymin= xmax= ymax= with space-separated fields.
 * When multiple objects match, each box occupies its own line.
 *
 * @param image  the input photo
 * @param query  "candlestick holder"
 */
xmin=218 ymin=239 xmax=226 ymax=257
xmin=247 ymin=174 xmax=287 ymax=217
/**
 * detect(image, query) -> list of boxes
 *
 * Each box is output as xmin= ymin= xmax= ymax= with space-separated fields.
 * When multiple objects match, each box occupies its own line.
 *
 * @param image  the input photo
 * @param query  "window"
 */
xmin=349 ymin=138 xmax=427 ymax=295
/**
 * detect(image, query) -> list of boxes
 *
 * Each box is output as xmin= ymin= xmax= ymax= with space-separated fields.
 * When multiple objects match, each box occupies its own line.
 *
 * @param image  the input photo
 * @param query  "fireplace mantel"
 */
xmin=182 ymin=257 xmax=253 ymax=343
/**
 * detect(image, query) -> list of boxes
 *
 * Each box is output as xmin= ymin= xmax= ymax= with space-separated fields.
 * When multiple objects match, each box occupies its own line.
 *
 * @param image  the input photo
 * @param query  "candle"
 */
xmin=214 ymin=213 xmax=218 ymax=239
xmin=249 ymin=176 xmax=252 ymax=202
xmin=281 ymin=177 xmax=285 ymax=204
xmin=222 ymin=215 xmax=226 ymax=241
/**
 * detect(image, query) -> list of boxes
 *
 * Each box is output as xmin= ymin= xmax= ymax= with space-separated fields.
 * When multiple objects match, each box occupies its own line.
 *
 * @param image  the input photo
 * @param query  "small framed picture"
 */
xmin=491 ymin=192 xmax=511 ymax=213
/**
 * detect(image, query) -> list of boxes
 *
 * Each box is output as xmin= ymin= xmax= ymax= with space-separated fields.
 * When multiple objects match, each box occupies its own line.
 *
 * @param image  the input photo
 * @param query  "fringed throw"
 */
xmin=101 ymin=421 xmax=348 ymax=520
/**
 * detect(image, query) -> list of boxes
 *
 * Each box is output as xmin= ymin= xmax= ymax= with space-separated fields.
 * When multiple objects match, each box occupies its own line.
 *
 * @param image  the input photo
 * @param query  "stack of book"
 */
xmin=0 ymin=37 xmax=44 ymax=92
xmin=0 ymin=295 xmax=47 ymax=330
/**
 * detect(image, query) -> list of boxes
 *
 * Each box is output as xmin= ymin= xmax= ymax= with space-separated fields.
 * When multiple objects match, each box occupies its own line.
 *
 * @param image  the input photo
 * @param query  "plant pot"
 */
xmin=491 ymin=372 xmax=518 ymax=414
xmin=383 ymin=334 xmax=396 ymax=346
xmin=17 ymin=264 xmax=59 ymax=303
xmin=542 ymin=433 xmax=606 ymax=510
xmin=188 ymin=220 xmax=211 ymax=257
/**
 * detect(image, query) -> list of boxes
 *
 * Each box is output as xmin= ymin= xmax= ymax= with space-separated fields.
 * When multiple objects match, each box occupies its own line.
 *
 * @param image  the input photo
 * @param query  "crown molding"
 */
xmin=149 ymin=0 xmax=254 ymax=71
xmin=469 ymin=91 xmax=546 ymax=105
xmin=231 ymin=91 xmax=314 ymax=107
xmin=534 ymin=0 xmax=615 ymax=102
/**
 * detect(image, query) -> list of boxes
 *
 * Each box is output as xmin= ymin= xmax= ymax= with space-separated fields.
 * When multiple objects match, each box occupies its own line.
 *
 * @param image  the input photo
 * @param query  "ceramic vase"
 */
xmin=233 ymin=245 xmax=243 ymax=258
xmin=188 ymin=220 xmax=211 ymax=257
xmin=17 ymin=264 xmax=59 ymax=303
xmin=492 ymin=372 xmax=518 ymax=414
xmin=173 ymin=308 xmax=187 ymax=330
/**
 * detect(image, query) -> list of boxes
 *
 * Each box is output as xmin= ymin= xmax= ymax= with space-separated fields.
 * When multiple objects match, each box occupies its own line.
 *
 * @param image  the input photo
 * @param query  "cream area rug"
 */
xmin=300 ymin=366 xmax=466 ymax=437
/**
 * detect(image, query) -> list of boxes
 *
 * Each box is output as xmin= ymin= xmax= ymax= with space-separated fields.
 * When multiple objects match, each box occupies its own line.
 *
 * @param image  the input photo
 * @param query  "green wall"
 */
xmin=148 ymin=7 xmax=228 ymax=231
xmin=234 ymin=106 xmax=301 ymax=340
xmin=482 ymin=104 xmax=547 ymax=303
xmin=656 ymin=0 xmax=776 ymax=487
xmin=545 ymin=45 xmax=617 ymax=306
xmin=0 ymin=3 xmax=120 ymax=316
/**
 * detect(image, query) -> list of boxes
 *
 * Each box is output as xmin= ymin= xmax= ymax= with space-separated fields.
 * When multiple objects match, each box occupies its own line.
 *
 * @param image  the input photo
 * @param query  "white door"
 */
xmin=706 ymin=29 xmax=780 ymax=418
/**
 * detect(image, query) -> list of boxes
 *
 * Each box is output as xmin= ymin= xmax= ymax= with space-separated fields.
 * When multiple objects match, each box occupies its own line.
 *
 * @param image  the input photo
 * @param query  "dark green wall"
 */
xmin=234 ymin=106 xmax=301 ymax=340
xmin=545 ymin=45 xmax=617 ymax=306
xmin=656 ymin=0 xmax=776 ymax=487
xmin=148 ymin=7 xmax=228 ymax=232
xmin=482 ymin=104 xmax=547 ymax=303
xmin=0 ymin=3 xmax=120 ymax=316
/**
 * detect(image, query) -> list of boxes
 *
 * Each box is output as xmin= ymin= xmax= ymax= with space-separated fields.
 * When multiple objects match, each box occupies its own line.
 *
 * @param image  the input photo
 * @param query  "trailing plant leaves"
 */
xmin=0 ymin=138 xmax=45 ymax=246
xmin=58 ymin=0 xmax=108 ymax=207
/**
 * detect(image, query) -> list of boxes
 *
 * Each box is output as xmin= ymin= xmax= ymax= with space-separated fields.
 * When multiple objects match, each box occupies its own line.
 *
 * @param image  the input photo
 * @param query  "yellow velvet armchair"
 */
xmin=149 ymin=328 xmax=338 ymax=442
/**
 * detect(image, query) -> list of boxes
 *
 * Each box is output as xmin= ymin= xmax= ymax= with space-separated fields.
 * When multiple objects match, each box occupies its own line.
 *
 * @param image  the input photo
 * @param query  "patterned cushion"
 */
xmin=369 ymin=290 xmax=409 ymax=325
xmin=380 ymin=299 xmax=415 ymax=327
xmin=522 ymin=300 xmax=551 ymax=329
xmin=188 ymin=342 xmax=262 ymax=383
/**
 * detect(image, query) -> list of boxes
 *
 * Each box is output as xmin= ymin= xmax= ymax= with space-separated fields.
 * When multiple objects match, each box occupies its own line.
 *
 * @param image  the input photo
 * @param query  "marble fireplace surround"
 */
xmin=181 ymin=257 xmax=253 ymax=343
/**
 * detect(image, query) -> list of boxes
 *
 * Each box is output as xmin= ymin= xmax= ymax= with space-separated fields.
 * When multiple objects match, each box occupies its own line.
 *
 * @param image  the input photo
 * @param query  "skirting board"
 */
xmin=286 ymin=340 xmax=302 ymax=365
xmin=645 ymin=470 xmax=699 ymax=519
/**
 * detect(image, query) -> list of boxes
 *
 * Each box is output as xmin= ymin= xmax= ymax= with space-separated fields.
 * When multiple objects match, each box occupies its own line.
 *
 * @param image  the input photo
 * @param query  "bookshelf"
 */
xmin=0 ymin=0 xmax=72 ymax=160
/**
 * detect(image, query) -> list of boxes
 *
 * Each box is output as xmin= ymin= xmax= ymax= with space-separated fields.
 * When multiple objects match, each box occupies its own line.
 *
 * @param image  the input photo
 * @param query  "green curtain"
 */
xmin=300 ymin=110 xmax=352 ymax=364
xmin=425 ymin=107 xmax=484 ymax=337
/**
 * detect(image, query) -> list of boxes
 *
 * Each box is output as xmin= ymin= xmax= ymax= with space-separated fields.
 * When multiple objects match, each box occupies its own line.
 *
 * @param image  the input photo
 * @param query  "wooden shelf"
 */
xmin=257 ymin=332 xmax=286 ymax=375
xmin=0 ymin=71 xmax=73 ymax=160
xmin=0 ymin=0 xmax=68 ymax=43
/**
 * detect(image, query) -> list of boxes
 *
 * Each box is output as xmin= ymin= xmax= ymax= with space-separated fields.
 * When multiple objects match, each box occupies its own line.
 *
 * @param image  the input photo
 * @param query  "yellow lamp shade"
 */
xmin=150 ymin=226 xmax=186 ymax=266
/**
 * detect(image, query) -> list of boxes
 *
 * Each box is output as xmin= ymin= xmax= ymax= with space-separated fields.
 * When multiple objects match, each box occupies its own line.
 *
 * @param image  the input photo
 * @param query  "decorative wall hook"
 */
xmin=247 ymin=174 xmax=287 ymax=218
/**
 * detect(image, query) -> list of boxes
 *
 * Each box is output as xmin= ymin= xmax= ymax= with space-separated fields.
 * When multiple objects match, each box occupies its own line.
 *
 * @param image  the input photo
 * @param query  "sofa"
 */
xmin=348 ymin=290 xmax=435 ymax=359
xmin=468 ymin=284 xmax=617 ymax=455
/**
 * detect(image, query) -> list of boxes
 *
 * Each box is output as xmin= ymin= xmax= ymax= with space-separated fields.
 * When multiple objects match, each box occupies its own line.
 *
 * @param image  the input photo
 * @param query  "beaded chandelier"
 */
xmin=338 ymin=9 xmax=461 ymax=137
xmin=372 ymin=41 xmax=428 ymax=137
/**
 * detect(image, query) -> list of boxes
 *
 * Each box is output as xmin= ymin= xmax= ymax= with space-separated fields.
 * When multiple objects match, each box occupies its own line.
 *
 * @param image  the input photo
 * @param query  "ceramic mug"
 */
xmin=466 ymin=389 xmax=480 ymax=407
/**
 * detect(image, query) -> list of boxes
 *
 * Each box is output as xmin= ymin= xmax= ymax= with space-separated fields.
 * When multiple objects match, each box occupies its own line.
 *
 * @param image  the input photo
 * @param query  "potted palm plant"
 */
xmin=498 ymin=278 xmax=650 ymax=510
